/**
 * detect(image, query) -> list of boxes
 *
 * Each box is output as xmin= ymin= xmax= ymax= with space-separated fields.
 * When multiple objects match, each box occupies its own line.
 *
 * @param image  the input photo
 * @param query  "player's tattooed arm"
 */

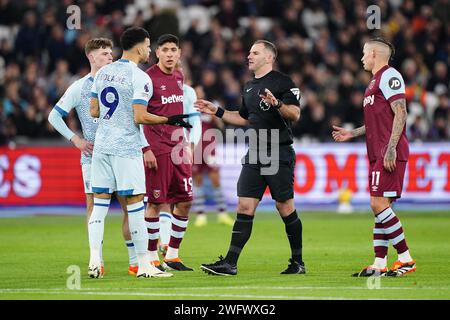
xmin=351 ymin=126 xmax=366 ymax=137
xmin=384 ymin=98 xmax=407 ymax=172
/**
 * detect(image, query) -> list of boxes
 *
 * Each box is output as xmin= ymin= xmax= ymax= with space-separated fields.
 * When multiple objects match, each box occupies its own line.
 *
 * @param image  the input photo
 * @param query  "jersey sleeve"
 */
xmin=132 ymin=70 xmax=153 ymax=106
xmin=54 ymin=80 xmax=81 ymax=117
xmin=379 ymin=68 xmax=406 ymax=103
xmin=48 ymin=108 xmax=75 ymax=141
xmin=278 ymin=75 xmax=300 ymax=106
xmin=238 ymin=95 xmax=249 ymax=119
xmin=183 ymin=85 xmax=201 ymax=145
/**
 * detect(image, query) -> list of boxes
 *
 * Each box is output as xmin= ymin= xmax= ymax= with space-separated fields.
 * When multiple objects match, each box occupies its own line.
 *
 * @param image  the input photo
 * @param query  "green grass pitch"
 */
xmin=0 ymin=211 xmax=449 ymax=300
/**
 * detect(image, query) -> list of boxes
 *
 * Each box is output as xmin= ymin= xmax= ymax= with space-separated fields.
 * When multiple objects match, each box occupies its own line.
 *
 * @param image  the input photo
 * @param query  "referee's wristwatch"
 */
xmin=274 ymin=99 xmax=282 ymax=109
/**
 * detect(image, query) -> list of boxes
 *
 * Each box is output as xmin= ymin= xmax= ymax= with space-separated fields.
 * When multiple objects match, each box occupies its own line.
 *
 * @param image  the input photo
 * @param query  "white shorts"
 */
xmin=91 ymin=153 xmax=146 ymax=196
xmin=82 ymin=163 xmax=92 ymax=194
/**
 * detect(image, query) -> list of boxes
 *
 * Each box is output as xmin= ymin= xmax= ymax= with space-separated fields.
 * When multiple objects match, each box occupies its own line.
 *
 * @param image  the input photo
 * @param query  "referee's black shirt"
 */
xmin=238 ymin=70 xmax=300 ymax=153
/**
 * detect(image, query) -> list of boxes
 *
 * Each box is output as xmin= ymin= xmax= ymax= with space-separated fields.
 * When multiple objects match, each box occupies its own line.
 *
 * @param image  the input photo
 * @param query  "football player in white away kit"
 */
xmin=88 ymin=27 xmax=191 ymax=278
xmin=48 ymin=38 xmax=139 ymax=274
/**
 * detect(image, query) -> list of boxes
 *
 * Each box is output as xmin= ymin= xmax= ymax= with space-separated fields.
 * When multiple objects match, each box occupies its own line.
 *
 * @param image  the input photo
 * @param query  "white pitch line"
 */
xmin=70 ymin=286 xmax=450 ymax=291
xmin=1 ymin=285 xmax=447 ymax=292
xmin=112 ymin=285 xmax=438 ymax=291
xmin=0 ymin=289 xmax=355 ymax=300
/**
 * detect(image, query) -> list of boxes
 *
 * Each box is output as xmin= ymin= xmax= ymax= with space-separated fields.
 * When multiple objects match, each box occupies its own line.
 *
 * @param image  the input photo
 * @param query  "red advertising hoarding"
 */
xmin=1 ymin=144 xmax=450 ymax=207
xmin=0 ymin=147 xmax=84 ymax=206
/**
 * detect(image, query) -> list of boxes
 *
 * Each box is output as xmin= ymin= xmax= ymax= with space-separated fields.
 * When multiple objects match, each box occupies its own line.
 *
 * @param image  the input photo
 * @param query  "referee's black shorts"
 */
xmin=237 ymin=145 xmax=295 ymax=202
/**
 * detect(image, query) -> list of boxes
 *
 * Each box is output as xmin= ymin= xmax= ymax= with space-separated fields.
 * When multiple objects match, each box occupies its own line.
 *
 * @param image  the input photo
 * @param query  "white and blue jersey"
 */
xmin=52 ymin=74 xmax=98 ymax=165
xmin=183 ymin=84 xmax=201 ymax=146
xmin=91 ymin=59 xmax=152 ymax=158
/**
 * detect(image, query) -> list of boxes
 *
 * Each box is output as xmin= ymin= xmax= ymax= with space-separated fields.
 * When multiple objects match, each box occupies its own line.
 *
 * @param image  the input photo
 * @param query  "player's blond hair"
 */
xmin=85 ymin=38 xmax=113 ymax=56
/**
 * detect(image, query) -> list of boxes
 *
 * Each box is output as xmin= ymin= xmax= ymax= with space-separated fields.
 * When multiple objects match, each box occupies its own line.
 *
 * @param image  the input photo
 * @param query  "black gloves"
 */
xmin=166 ymin=114 xmax=192 ymax=128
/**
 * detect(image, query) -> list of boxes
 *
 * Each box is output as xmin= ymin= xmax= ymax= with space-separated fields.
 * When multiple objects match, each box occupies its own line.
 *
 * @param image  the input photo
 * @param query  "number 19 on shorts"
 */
xmin=183 ymin=177 xmax=193 ymax=192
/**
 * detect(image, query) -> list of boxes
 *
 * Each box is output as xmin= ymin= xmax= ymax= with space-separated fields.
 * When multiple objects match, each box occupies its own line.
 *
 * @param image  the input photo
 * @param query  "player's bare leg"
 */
xmin=209 ymin=170 xmax=233 ymax=226
xmin=87 ymin=192 xmax=111 ymax=278
xmin=201 ymin=197 xmax=258 ymax=276
xmin=276 ymin=199 xmax=305 ymax=274
xmin=193 ymin=172 xmax=208 ymax=227
xmin=164 ymin=201 xmax=194 ymax=271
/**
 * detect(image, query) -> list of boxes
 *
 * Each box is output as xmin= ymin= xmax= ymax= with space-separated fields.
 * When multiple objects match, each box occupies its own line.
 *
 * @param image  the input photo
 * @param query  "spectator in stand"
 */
xmin=428 ymin=92 xmax=450 ymax=141
xmin=408 ymin=115 xmax=428 ymax=142
xmin=0 ymin=0 xmax=448 ymax=144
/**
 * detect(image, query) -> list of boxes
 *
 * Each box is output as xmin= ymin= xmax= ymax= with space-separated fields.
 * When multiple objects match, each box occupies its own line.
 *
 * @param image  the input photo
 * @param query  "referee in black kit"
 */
xmin=195 ymin=40 xmax=305 ymax=275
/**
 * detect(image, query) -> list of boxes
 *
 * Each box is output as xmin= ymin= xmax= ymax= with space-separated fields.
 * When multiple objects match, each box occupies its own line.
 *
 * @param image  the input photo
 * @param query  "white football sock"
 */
xmin=165 ymin=247 xmax=179 ymax=260
xmin=100 ymin=240 xmax=104 ymax=265
xmin=159 ymin=211 xmax=172 ymax=246
xmin=127 ymin=201 xmax=150 ymax=269
xmin=125 ymin=240 xmax=138 ymax=266
xmin=137 ymin=252 xmax=151 ymax=271
xmin=398 ymin=250 xmax=413 ymax=263
xmin=372 ymin=256 xmax=387 ymax=269
xmin=149 ymin=250 xmax=159 ymax=262
xmin=88 ymin=198 xmax=110 ymax=266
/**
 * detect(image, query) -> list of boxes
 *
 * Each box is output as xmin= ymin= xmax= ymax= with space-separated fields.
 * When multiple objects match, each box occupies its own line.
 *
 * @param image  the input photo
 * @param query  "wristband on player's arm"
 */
xmin=215 ymin=107 xmax=225 ymax=118
xmin=274 ymin=99 xmax=283 ymax=109
xmin=142 ymin=146 xmax=152 ymax=153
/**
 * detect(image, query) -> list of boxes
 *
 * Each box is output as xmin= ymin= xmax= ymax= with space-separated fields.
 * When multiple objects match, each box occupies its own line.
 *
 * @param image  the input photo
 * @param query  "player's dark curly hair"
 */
xmin=120 ymin=27 xmax=150 ymax=50
xmin=157 ymin=34 xmax=179 ymax=48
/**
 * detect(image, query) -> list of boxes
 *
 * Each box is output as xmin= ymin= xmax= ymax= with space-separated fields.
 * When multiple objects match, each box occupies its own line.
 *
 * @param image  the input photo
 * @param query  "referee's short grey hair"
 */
xmin=254 ymin=40 xmax=278 ymax=61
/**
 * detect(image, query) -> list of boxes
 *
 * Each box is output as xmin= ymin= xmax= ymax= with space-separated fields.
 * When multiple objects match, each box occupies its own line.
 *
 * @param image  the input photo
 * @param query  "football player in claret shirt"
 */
xmin=156 ymin=74 xmax=202 ymax=258
xmin=142 ymin=34 xmax=194 ymax=271
xmin=333 ymin=38 xmax=416 ymax=277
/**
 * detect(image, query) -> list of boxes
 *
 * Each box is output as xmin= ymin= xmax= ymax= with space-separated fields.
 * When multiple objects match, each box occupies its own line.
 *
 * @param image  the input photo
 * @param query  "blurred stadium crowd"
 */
xmin=0 ymin=0 xmax=449 ymax=146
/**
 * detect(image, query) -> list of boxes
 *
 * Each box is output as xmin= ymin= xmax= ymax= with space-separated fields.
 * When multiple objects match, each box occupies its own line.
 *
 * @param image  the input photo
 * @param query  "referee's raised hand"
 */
xmin=194 ymin=99 xmax=218 ymax=115
xmin=259 ymin=88 xmax=278 ymax=107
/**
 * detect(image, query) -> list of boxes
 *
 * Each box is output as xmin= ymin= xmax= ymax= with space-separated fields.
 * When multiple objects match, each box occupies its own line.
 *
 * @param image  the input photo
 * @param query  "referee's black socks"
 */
xmin=282 ymin=210 xmax=303 ymax=263
xmin=225 ymin=213 xmax=254 ymax=265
